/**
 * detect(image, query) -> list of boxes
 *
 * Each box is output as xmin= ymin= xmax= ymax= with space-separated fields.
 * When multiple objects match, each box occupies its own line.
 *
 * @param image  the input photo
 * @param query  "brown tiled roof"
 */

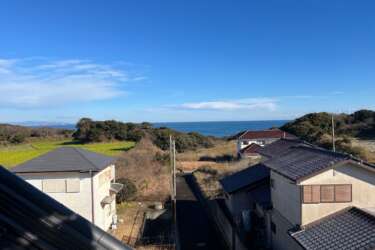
xmin=238 ymin=129 xmax=296 ymax=140
xmin=240 ymin=143 xmax=262 ymax=155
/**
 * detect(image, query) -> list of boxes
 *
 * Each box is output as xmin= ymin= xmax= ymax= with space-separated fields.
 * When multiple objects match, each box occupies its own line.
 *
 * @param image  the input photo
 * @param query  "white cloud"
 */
xmin=0 ymin=58 xmax=144 ymax=108
xmin=178 ymin=98 xmax=277 ymax=111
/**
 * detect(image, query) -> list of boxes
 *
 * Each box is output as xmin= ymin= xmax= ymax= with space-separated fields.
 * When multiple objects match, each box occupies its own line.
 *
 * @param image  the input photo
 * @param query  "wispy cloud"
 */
xmin=176 ymin=98 xmax=277 ymax=111
xmin=0 ymin=58 xmax=145 ymax=108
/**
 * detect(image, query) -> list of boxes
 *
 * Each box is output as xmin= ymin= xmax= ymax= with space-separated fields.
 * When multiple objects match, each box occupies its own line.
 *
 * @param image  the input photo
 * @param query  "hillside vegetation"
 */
xmin=281 ymin=109 xmax=375 ymax=162
xmin=73 ymin=118 xmax=216 ymax=152
xmin=0 ymin=124 xmax=72 ymax=145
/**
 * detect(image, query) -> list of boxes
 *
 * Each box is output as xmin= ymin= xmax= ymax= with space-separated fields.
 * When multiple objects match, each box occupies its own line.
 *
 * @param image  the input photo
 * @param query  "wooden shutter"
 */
xmin=302 ymin=186 xmax=312 ymax=203
xmin=335 ymin=185 xmax=352 ymax=202
xmin=311 ymin=185 xmax=320 ymax=203
xmin=321 ymin=185 xmax=334 ymax=202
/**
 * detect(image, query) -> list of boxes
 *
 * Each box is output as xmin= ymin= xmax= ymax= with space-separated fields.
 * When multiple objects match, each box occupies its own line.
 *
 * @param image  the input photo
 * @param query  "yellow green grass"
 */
xmin=0 ymin=139 xmax=135 ymax=168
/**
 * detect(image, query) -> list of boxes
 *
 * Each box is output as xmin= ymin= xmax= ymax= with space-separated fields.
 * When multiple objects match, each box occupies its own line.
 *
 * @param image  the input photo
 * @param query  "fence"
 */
xmin=188 ymin=175 xmax=247 ymax=250
xmin=122 ymin=235 xmax=175 ymax=250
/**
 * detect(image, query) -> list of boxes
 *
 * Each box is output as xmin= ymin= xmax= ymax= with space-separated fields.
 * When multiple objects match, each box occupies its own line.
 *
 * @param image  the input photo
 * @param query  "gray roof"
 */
xmin=263 ymin=145 xmax=348 ymax=181
xmin=290 ymin=207 xmax=375 ymax=250
xmin=12 ymin=147 xmax=115 ymax=173
xmin=257 ymin=138 xmax=313 ymax=159
xmin=219 ymin=164 xmax=269 ymax=194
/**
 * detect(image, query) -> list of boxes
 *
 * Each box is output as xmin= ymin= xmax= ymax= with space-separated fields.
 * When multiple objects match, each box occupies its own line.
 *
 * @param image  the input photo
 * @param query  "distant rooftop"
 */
xmin=257 ymin=138 xmax=313 ymax=159
xmin=238 ymin=129 xmax=296 ymax=140
xmin=12 ymin=147 xmax=115 ymax=173
xmin=239 ymin=143 xmax=262 ymax=155
xmin=220 ymin=163 xmax=269 ymax=194
xmin=290 ymin=207 xmax=375 ymax=250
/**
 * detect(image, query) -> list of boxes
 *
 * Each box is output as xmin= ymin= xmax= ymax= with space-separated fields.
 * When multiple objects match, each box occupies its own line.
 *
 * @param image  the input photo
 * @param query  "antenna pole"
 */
xmin=332 ymin=115 xmax=336 ymax=152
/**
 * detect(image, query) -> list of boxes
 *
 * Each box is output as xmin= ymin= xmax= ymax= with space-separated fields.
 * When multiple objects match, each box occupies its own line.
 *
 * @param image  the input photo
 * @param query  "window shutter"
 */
xmin=303 ymin=186 xmax=312 ymax=203
xmin=42 ymin=179 xmax=66 ymax=193
xmin=321 ymin=185 xmax=334 ymax=202
xmin=66 ymin=178 xmax=80 ymax=193
xmin=311 ymin=185 xmax=320 ymax=203
xmin=335 ymin=185 xmax=351 ymax=202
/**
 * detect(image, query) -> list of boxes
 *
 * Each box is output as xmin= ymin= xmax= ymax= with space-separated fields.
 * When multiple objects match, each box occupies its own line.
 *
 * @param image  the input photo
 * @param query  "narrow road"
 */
xmin=176 ymin=174 xmax=226 ymax=250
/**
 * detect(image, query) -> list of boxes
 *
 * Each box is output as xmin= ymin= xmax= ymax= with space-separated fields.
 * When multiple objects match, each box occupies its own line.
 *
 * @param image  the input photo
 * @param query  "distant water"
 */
xmin=153 ymin=120 xmax=289 ymax=137
xmin=26 ymin=120 xmax=290 ymax=138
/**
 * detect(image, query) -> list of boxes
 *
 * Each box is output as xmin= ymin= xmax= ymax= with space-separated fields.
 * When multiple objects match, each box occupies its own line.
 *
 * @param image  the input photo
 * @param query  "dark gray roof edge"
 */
xmin=12 ymin=169 xmax=103 ymax=174
xmin=219 ymin=163 xmax=270 ymax=193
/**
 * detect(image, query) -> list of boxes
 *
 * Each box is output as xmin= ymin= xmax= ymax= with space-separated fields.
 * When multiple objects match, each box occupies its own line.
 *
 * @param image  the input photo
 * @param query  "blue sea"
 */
xmin=29 ymin=120 xmax=289 ymax=138
xmin=153 ymin=120 xmax=289 ymax=137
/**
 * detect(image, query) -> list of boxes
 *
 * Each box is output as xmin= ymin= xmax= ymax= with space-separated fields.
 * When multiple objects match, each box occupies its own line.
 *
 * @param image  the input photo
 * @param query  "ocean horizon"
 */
xmin=22 ymin=120 xmax=290 ymax=138
xmin=153 ymin=120 xmax=289 ymax=137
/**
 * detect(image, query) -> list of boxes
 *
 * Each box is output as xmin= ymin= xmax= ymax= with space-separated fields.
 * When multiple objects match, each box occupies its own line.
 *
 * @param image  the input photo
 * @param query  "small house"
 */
xmin=0 ymin=165 xmax=130 ymax=249
xmin=237 ymin=129 xmax=296 ymax=156
xmin=12 ymin=147 xmax=123 ymax=231
xmin=221 ymin=139 xmax=375 ymax=249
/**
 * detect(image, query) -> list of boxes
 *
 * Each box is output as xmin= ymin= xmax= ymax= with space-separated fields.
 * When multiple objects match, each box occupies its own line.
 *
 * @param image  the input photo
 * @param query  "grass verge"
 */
xmin=0 ymin=139 xmax=135 ymax=168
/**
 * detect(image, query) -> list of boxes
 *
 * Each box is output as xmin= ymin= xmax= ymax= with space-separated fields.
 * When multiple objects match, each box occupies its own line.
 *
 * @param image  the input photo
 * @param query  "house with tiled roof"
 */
xmin=220 ymin=139 xmax=375 ymax=250
xmin=11 ymin=147 xmax=123 ymax=231
xmin=236 ymin=129 xmax=296 ymax=157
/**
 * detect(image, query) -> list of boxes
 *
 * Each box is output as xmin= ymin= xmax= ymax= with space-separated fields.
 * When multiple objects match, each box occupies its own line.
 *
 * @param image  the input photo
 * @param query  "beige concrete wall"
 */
xmin=271 ymin=210 xmax=303 ymax=250
xmin=271 ymin=171 xmax=301 ymax=225
xmin=299 ymin=162 xmax=375 ymax=225
xmin=93 ymin=164 xmax=116 ymax=231
xmin=18 ymin=172 xmax=93 ymax=222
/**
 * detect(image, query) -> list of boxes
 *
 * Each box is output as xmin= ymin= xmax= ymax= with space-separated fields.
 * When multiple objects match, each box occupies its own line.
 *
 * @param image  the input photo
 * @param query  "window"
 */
xmin=271 ymin=221 xmax=276 ymax=234
xmin=335 ymin=185 xmax=352 ymax=202
xmin=242 ymin=141 xmax=249 ymax=146
xmin=66 ymin=178 xmax=80 ymax=193
xmin=302 ymin=184 xmax=352 ymax=204
xmin=43 ymin=179 xmax=66 ymax=193
xmin=320 ymin=185 xmax=334 ymax=202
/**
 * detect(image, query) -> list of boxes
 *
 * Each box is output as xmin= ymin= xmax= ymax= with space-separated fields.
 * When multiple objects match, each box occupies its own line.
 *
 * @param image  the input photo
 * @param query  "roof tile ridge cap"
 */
xmin=73 ymin=147 xmax=100 ymax=171
xmin=294 ymin=145 xmax=348 ymax=158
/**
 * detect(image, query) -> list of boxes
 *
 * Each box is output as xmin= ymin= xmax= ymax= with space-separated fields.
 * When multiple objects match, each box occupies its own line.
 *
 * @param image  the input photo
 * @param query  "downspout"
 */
xmin=90 ymin=170 xmax=95 ymax=225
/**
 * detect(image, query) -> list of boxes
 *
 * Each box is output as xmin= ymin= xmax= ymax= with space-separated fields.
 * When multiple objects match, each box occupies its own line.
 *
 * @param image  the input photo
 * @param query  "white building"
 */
xmin=12 ymin=147 xmax=123 ymax=231
xmin=237 ymin=129 xmax=296 ymax=156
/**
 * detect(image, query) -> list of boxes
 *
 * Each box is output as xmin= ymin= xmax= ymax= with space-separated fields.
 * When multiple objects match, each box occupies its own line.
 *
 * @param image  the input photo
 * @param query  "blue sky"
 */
xmin=0 ymin=0 xmax=374 ymax=123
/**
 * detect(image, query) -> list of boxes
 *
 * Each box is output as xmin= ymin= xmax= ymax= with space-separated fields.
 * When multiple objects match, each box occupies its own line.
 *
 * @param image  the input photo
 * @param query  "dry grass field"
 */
xmin=178 ymin=139 xmax=260 ymax=198
xmin=352 ymin=139 xmax=375 ymax=163
xmin=116 ymin=138 xmax=171 ymax=201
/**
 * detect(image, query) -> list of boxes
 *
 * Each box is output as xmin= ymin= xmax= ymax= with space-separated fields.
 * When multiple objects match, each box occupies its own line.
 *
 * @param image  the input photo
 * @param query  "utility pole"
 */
xmin=173 ymin=140 xmax=177 ymax=225
xmin=169 ymin=135 xmax=173 ymax=203
xmin=332 ymin=115 xmax=336 ymax=152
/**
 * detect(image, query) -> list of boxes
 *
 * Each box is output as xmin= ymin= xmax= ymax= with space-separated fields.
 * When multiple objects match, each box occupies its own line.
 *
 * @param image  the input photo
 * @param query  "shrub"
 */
xmin=9 ymin=134 xmax=26 ymax=144
xmin=196 ymin=165 xmax=218 ymax=175
xmin=116 ymin=178 xmax=137 ymax=203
